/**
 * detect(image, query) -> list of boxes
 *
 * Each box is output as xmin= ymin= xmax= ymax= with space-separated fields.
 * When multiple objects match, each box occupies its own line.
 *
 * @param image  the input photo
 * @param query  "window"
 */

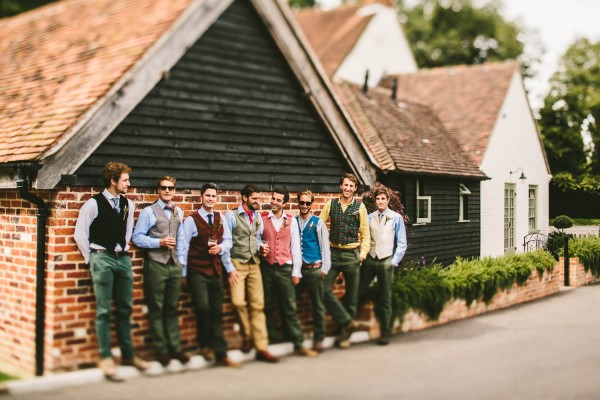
xmin=528 ymin=185 xmax=537 ymax=232
xmin=504 ymin=184 xmax=516 ymax=254
xmin=459 ymin=183 xmax=471 ymax=222
xmin=416 ymin=180 xmax=431 ymax=224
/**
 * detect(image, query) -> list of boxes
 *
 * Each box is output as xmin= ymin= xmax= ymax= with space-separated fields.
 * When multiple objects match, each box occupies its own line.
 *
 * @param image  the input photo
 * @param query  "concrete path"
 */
xmin=6 ymin=285 xmax=600 ymax=400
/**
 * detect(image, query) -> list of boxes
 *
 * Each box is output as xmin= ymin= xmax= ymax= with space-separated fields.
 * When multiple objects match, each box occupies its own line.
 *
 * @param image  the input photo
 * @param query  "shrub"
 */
xmin=552 ymin=215 xmax=574 ymax=231
xmin=568 ymin=236 xmax=600 ymax=277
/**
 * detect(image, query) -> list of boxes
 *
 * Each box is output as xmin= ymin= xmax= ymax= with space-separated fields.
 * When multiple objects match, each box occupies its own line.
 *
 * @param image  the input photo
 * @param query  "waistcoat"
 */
xmin=368 ymin=211 xmax=396 ymax=260
xmin=90 ymin=193 xmax=129 ymax=250
xmin=261 ymin=213 xmax=292 ymax=266
xmin=329 ymin=198 xmax=361 ymax=244
xmin=146 ymin=202 xmax=181 ymax=264
xmin=188 ymin=212 xmax=224 ymax=276
xmin=230 ymin=210 xmax=260 ymax=264
xmin=297 ymin=215 xmax=321 ymax=263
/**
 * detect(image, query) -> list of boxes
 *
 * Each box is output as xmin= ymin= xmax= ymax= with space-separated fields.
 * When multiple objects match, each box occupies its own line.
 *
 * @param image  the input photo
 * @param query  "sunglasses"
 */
xmin=298 ymin=201 xmax=312 ymax=206
xmin=159 ymin=185 xmax=176 ymax=191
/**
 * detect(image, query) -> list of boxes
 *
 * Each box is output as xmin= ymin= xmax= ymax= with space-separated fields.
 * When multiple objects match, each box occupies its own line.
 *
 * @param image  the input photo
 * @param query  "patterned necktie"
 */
xmin=378 ymin=212 xmax=383 ymax=223
xmin=113 ymin=197 xmax=120 ymax=213
xmin=207 ymin=214 xmax=213 ymax=227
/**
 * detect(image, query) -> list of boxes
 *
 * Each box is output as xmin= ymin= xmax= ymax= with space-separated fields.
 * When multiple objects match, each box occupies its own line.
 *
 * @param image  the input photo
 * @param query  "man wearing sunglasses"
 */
xmin=319 ymin=173 xmax=371 ymax=349
xmin=74 ymin=162 xmax=148 ymax=380
xmin=294 ymin=189 xmax=331 ymax=353
xmin=133 ymin=176 xmax=189 ymax=370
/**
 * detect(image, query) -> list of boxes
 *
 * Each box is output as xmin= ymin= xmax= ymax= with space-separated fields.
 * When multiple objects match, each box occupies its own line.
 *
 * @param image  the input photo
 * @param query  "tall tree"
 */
xmin=539 ymin=38 xmax=600 ymax=175
xmin=398 ymin=0 xmax=529 ymax=69
xmin=0 ymin=0 xmax=55 ymax=18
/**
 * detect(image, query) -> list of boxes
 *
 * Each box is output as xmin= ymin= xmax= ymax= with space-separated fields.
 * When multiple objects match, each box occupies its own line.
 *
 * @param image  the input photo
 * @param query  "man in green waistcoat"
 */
xmin=319 ymin=173 xmax=371 ymax=349
xmin=132 ymin=176 xmax=189 ymax=370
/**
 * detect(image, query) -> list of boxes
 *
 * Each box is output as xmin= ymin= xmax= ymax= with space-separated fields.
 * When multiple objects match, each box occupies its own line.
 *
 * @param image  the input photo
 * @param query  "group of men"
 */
xmin=74 ymin=162 xmax=407 ymax=380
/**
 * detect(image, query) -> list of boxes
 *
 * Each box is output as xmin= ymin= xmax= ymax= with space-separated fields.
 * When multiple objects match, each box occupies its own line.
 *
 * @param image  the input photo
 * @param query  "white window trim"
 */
xmin=528 ymin=185 xmax=538 ymax=233
xmin=416 ymin=180 xmax=431 ymax=224
xmin=459 ymin=183 xmax=471 ymax=222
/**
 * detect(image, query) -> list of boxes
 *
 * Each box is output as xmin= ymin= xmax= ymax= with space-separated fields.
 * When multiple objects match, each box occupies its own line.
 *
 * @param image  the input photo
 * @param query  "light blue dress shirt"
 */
xmin=222 ymin=205 xmax=264 ymax=273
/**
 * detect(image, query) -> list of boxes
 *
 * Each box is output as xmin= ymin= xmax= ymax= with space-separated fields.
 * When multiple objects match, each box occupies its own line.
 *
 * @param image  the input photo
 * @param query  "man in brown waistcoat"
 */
xmin=179 ymin=183 xmax=240 ymax=368
xmin=133 ymin=176 xmax=189 ymax=369
xmin=319 ymin=173 xmax=371 ymax=349
xmin=260 ymin=188 xmax=317 ymax=357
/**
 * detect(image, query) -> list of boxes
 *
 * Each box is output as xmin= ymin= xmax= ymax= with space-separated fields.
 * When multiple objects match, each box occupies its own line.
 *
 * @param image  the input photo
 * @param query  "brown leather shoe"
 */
xmin=156 ymin=353 xmax=171 ymax=367
xmin=349 ymin=320 xmax=370 ymax=332
xmin=216 ymin=357 xmax=242 ymax=369
xmin=198 ymin=348 xmax=214 ymax=362
xmin=336 ymin=338 xmax=351 ymax=349
xmin=312 ymin=341 xmax=324 ymax=353
xmin=294 ymin=347 xmax=318 ymax=357
xmin=121 ymin=356 xmax=149 ymax=371
xmin=171 ymin=352 xmax=190 ymax=364
xmin=255 ymin=350 xmax=279 ymax=363
xmin=241 ymin=338 xmax=253 ymax=354
xmin=98 ymin=357 xmax=117 ymax=379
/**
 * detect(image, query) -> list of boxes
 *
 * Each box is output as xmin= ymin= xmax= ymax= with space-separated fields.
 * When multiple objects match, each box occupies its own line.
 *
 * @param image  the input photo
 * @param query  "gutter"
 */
xmin=15 ymin=163 xmax=49 ymax=376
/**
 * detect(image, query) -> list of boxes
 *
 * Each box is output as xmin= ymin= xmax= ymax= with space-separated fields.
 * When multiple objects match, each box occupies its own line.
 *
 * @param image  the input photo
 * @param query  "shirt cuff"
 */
xmin=182 ymin=265 xmax=187 ymax=277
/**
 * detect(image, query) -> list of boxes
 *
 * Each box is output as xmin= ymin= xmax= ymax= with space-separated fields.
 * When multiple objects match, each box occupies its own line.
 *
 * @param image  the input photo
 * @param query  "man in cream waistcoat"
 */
xmin=260 ymin=188 xmax=317 ymax=357
xmin=223 ymin=184 xmax=279 ymax=363
xmin=132 ymin=176 xmax=189 ymax=368
xmin=358 ymin=187 xmax=407 ymax=345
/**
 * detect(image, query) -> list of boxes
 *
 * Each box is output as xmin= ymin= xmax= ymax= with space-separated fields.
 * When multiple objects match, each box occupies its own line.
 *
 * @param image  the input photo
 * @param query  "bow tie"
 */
xmin=164 ymin=205 xmax=174 ymax=211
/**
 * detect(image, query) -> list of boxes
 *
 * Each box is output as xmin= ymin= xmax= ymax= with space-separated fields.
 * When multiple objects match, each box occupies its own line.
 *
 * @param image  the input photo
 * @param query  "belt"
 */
xmin=302 ymin=262 xmax=322 ymax=269
xmin=331 ymin=246 xmax=359 ymax=252
xmin=91 ymin=249 xmax=130 ymax=257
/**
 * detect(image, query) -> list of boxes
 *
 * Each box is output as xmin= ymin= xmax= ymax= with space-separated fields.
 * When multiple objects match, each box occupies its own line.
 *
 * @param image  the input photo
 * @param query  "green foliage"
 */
xmin=552 ymin=172 xmax=600 ymax=194
xmin=382 ymin=250 xmax=555 ymax=322
xmin=362 ymin=182 xmax=410 ymax=224
xmin=568 ymin=236 xmax=600 ymax=277
xmin=539 ymin=38 xmax=600 ymax=175
xmin=287 ymin=0 xmax=318 ymax=8
xmin=0 ymin=371 xmax=18 ymax=382
xmin=569 ymin=218 xmax=600 ymax=226
xmin=398 ymin=0 xmax=533 ymax=72
xmin=552 ymin=215 xmax=574 ymax=231
xmin=546 ymin=231 xmax=566 ymax=260
xmin=0 ymin=0 xmax=55 ymax=18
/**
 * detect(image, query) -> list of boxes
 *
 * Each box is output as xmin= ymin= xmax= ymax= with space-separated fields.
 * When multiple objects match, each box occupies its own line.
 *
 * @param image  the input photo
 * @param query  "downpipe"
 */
xmin=16 ymin=165 xmax=49 ymax=376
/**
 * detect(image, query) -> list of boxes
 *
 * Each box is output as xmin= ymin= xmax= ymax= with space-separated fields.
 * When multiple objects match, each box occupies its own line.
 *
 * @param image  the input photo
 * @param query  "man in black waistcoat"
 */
xmin=74 ymin=162 xmax=148 ymax=380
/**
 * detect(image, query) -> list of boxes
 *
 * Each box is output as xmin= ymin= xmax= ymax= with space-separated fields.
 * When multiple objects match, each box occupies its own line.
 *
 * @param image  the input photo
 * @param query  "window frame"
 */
xmin=458 ymin=183 xmax=471 ymax=222
xmin=528 ymin=185 xmax=538 ymax=233
xmin=415 ymin=180 xmax=431 ymax=224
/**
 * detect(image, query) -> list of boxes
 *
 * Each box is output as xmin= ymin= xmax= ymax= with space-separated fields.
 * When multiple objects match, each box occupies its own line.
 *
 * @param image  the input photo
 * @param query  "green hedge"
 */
xmin=368 ymin=250 xmax=556 ymax=322
xmin=568 ymin=236 xmax=600 ymax=277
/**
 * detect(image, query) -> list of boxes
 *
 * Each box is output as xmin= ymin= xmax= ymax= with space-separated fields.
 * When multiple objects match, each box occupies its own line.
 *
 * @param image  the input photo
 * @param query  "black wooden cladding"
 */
xmin=382 ymin=174 xmax=481 ymax=265
xmin=74 ymin=0 xmax=350 ymax=192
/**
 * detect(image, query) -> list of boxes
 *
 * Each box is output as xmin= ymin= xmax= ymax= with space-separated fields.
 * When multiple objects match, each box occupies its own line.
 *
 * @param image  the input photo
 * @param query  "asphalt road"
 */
xmin=11 ymin=284 xmax=600 ymax=400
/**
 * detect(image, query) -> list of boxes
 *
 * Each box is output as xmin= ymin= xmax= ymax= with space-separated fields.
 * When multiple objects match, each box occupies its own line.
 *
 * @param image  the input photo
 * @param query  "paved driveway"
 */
xmin=11 ymin=285 xmax=600 ymax=400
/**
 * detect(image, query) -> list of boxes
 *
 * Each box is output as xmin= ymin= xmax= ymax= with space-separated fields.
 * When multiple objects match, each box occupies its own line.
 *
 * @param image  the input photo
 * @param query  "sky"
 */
xmin=319 ymin=0 xmax=600 ymax=111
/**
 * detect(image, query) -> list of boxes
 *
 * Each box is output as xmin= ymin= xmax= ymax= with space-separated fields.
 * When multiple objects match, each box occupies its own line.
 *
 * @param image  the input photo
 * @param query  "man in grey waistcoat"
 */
xmin=133 ymin=176 xmax=189 ymax=368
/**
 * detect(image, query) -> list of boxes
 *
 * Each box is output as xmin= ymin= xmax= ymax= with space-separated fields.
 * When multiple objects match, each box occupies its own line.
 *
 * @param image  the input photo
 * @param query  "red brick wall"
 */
xmin=1 ymin=186 xmax=344 ymax=375
xmin=556 ymin=257 xmax=600 ymax=288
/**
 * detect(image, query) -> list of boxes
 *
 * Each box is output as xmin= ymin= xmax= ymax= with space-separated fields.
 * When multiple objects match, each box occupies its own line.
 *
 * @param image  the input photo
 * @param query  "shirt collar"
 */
xmin=199 ymin=207 xmax=213 ymax=217
xmin=238 ymin=204 xmax=258 ymax=217
xmin=267 ymin=210 xmax=287 ymax=220
xmin=103 ymin=189 xmax=118 ymax=201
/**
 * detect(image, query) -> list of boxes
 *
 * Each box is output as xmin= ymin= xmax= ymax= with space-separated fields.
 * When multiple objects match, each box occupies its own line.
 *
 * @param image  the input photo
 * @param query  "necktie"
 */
xmin=378 ymin=213 xmax=383 ymax=223
xmin=113 ymin=198 xmax=120 ymax=213
xmin=207 ymin=214 xmax=213 ymax=227
xmin=164 ymin=204 xmax=174 ymax=211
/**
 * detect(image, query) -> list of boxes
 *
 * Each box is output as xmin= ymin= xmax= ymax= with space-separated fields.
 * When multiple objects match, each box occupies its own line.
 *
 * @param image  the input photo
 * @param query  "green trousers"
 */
xmin=90 ymin=252 xmax=134 ymax=359
xmin=324 ymin=247 xmax=360 ymax=326
xmin=187 ymin=270 xmax=228 ymax=359
xmin=358 ymin=255 xmax=394 ymax=338
xmin=260 ymin=262 xmax=305 ymax=348
xmin=143 ymin=259 xmax=182 ymax=356
xmin=295 ymin=267 xmax=325 ymax=342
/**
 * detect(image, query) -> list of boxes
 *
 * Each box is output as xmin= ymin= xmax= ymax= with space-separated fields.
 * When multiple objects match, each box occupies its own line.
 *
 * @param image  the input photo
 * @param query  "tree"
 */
xmin=0 ymin=0 xmax=56 ymax=18
xmin=287 ymin=0 xmax=318 ymax=9
xmin=398 ymin=0 xmax=531 ymax=70
xmin=539 ymin=38 xmax=600 ymax=175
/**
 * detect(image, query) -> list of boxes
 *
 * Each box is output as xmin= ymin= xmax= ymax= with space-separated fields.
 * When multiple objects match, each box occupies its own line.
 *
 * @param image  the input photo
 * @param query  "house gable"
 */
xmin=72 ymin=0 xmax=355 ymax=192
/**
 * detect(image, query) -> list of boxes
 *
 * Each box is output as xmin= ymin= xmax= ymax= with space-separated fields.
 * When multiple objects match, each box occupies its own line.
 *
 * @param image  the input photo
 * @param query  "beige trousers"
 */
xmin=230 ymin=258 xmax=269 ymax=351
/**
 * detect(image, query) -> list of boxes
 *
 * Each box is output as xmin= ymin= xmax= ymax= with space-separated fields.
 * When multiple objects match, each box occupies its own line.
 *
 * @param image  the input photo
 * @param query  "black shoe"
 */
xmin=377 ymin=336 xmax=390 ymax=346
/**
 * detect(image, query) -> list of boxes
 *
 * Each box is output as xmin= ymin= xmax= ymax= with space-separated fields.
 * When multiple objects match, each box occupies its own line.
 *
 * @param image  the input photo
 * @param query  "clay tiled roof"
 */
xmin=0 ymin=0 xmax=193 ymax=163
xmin=381 ymin=61 xmax=519 ymax=165
xmin=294 ymin=3 xmax=373 ymax=77
xmin=335 ymin=82 xmax=485 ymax=178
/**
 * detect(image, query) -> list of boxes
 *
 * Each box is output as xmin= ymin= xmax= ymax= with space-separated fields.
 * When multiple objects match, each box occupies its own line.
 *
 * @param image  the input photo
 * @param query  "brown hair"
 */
xmin=374 ymin=187 xmax=390 ymax=199
xmin=102 ymin=162 xmax=131 ymax=188
xmin=296 ymin=189 xmax=314 ymax=202
xmin=156 ymin=176 xmax=177 ymax=188
xmin=339 ymin=172 xmax=359 ymax=186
